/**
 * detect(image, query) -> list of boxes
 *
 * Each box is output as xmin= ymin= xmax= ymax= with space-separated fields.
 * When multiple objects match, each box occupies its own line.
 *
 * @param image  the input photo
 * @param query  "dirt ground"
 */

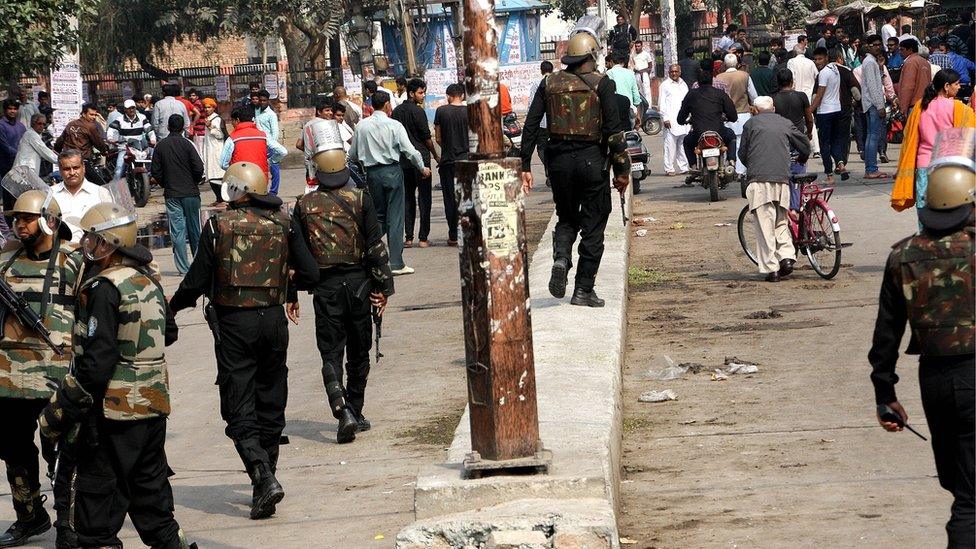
xmin=617 ymin=148 xmax=954 ymax=548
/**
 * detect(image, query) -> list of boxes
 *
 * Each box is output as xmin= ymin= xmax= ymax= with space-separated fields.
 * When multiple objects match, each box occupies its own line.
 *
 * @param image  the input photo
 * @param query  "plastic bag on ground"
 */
xmin=644 ymin=356 xmax=688 ymax=380
xmin=638 ymin=389 xmax=677 ymax=403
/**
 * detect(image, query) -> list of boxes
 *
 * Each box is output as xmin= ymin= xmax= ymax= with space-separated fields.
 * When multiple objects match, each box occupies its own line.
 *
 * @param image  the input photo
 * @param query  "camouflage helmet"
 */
xmin=222 ymin=161 xmax=268 ymax=201
xmin=562 ymin=32 xmax=599 ymax=65
xmin=313 ymin=150 xmax=351 ymax=189
xmin=79 ymin=202 xmax=138 ymax=247
xmin=12 ymin=189 xmax=71 ymax=239
xmin=919 ymin=127 xmax=976 ymax=231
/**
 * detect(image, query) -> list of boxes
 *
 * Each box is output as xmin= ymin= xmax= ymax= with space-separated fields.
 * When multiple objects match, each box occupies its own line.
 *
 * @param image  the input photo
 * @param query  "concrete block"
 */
xmin=487 ymin=530 xmax=550 ymax=549
xmin=552 ymin=530 xmax=612 ymax=549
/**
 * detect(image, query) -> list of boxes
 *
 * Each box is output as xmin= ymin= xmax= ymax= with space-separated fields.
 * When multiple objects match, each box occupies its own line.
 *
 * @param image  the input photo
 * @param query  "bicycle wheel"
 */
xmin=737 ymin=204 xmax=759 ymax=266
xmin=803 ymin=201 xmax=842 ymax=279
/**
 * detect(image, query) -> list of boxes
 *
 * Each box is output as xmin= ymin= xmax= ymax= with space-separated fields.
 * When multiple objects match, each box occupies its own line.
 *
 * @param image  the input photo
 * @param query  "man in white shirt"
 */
xmin=14 ymin=114 xmax=59 ymax=176
xmin=632 ymin=40 xmax=654 ymax=105
xmin=787 ymin=50 xmax=821 ymax=155
xmin=881 ymin=16 xmax=898 ymax=49
xmin=659 ymin=64 xmax=690 ymax=175
xmin=50 ymin=149 xmax=113 ymax=241
xmin=810 ymin=47 xmax=846 ymax=181
xmin=898 ymin=24 xmax=920 ymax=47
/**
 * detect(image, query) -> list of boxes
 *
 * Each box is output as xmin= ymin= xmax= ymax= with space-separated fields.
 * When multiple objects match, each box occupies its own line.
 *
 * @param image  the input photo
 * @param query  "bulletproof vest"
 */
xmin=75 ymin=265 xmax=170 ymax=420
xmin=545 ymin=70 xmax=604 ymax=142
xmin=213 ymin=206 xmax=290 ymax=307
xmin=894 ymin=226 xmax=975 ymax=356
xmin=297 ymin=188 xmax=365 ymax=268
xmin=0 ymin=241 xmax=83 ymax=400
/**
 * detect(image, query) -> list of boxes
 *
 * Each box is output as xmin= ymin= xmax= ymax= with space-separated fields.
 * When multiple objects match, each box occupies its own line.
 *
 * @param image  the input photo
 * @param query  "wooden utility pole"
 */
xmin=402 ymin=0 xmax=418 ymax=76
xmin=456 ymin=0 xmax=547 ymax=474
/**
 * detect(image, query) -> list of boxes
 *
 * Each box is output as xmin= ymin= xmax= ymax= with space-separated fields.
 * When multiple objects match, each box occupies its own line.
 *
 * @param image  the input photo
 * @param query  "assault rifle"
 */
xmin=372 ymin=305 xmax=383 ymax=363
xmin=0 ymin=276 xmax=63 ymax=355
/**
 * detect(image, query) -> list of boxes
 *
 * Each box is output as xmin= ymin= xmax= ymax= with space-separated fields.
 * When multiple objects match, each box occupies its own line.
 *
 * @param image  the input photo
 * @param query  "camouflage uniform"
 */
xmin=295 ymin=185 xmax=394 ymax=425
xmin=869 ymin=224 xmax=975 ymax=546
xmin=520 ymin=63 xmax=629 ymax=295
xmin=0 ymin=241 xmax=82 ymax=544
xmin=55 ymin=258 xmax=188 ymax=548
xmin=169 ymin=198 xmax=317 ymax=481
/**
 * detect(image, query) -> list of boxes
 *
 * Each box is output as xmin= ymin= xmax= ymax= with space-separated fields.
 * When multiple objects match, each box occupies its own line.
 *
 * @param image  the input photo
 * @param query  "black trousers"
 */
xmin=72 ymin=417 xmax=183 ymax=549
xmin=838 ymin=110 xmax=853 ymax=164
xmin=0 ymin=398 xmax=54 ymax=514
xmin=919 ymin=357 xmax=975 ymax=548
xmin=214 ymin=305 xmax=289 ymax=473
xmin=853 ymin=108 xmax=866 ymax=153
xmin=438 ymin=163 xmax=459 ymax=241
xmin=683 ymin=127 xmax=737 ymax=167
xmin=312 ymin=271 xmax=373 ymax=419
xmin=403 ymin=162 xmax=432 ymax=242
xmin=538 ymin=128 xmax=551 ymax=181
xmin=548 ymin=146 xmax=612 ymax=292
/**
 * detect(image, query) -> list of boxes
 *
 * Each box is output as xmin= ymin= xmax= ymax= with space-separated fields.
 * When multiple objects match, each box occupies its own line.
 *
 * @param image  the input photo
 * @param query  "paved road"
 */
xmin=0 ymin=163 xmax=555 ymax=548
xmin=619 ymin=140 xmax=955 ymax=546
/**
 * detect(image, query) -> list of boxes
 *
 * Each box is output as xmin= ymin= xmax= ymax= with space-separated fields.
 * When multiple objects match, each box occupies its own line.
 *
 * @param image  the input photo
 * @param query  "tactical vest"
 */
xmin=0 ymin=242 xmax=83 ymax=400
xmin=297 ymin=188 xmax=365 ymax=268
xmin=213 ymin=206 xmax=290 ymax=307
xmin=545 ymin=70 xmax=604 ymax=142
xmin=894 ymin=226 xmax=975 ymax=356
xmin=75 ymin=265 xmax=170 ymax=420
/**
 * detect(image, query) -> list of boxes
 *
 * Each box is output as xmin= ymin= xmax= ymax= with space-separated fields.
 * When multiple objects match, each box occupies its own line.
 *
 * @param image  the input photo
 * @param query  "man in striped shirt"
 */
xmin=107 ymin=99 xmax=156 ymax=180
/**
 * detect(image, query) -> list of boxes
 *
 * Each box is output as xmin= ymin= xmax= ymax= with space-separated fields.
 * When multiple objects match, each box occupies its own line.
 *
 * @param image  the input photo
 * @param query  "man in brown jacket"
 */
xmin=715 ymin=53 xmax=751 ymax=174
xmin=54 ymin=103 xmax=108 ymax=160
xmin=895 ymin=38 xmax=932 ymax=114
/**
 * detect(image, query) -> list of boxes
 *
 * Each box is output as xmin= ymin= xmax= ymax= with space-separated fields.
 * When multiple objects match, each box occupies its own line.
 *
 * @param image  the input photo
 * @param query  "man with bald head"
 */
xmin=739 ymin=96 xmax=810 ymax=282
xmin=714 ymin=52 xmax=752 ymax=174
xmin=333 ymin=85 xmax=362 ymax=129
xmin=659 ymin=64 xmax=690 ymax=175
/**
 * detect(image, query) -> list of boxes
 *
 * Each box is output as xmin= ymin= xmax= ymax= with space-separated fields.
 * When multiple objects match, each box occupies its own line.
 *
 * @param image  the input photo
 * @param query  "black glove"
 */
xmin=164 ymin=304 xmax=179 ymax=347
xmin=39 ymin=374 xmax=92 ymax=441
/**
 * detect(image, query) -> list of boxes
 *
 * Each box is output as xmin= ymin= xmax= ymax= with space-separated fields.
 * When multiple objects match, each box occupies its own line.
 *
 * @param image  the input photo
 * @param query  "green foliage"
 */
xmin=0 ymin=0 xmax=96 ymax=80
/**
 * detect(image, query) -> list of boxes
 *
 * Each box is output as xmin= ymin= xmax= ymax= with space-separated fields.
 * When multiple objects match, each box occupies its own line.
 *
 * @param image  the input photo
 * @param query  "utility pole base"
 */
xmin=462 ymin=444 xmax=552 ymax=479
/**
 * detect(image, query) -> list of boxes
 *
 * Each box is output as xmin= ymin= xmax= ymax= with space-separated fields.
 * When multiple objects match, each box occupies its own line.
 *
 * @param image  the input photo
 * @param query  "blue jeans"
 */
xmin=814 ymin=111 xmax=846 ymax=175
xmin=269 ymin=163 xmax=281 ymax=195
xmin=165 ymin=196 xmax=201 ymax=275
xmin=864 ymin=106 xmax=883 ymax=174
xmin=366 ymin=165 xmax=406 ymax=269
xmin=113 ymin=150 xmax=126 ymax=180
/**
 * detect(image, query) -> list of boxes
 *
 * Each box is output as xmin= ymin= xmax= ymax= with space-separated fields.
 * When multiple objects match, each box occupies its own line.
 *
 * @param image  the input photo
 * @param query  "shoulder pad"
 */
xmin=890 ymin=234 xmax=915 ymax=251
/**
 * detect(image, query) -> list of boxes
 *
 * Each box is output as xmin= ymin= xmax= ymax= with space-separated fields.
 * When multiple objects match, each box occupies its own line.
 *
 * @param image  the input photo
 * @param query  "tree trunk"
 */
xmin=136 ymin=55 xmax=174 ymax=80
xmin=631 ymin=0 xmax=643 ymax=29
xmin=279 ymin=21 xmax=310 ymax=73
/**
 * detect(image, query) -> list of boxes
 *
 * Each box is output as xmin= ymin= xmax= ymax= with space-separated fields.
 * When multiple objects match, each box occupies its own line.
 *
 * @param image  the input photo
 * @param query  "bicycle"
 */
xmin=737 ymin=173 xmax=848 ymax=280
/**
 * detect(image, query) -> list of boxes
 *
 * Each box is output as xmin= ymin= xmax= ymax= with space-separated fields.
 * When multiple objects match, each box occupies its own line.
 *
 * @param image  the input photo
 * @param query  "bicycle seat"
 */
xmin=791 ymin=173 xmax=818 ymax=185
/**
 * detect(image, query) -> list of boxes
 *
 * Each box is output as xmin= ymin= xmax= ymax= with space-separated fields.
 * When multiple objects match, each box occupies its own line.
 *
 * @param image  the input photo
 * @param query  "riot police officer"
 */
xmin=38 ymin=202 xmax=195 ymax=548
xmin=520 ymin=31 xmax=631 ymax=307
xmin=0 ymin=190 xmax=79 ymax=548
xmin=291 ymin=121 xmax=394 ymax=443
xmin=868 ymin=129 xmax=975 ymax=547
xmin=169 ymin=162 xmax=317 ymax=519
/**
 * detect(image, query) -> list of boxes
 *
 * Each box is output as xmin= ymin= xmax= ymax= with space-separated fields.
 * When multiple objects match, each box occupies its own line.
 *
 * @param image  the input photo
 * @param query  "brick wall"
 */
xmin=123 ymin=36 xmax=251 ymax=71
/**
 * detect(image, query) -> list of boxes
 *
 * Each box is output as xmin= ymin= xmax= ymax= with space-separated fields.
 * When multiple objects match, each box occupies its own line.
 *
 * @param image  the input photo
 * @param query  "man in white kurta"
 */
xmin=659 ymin=64 xmax=690 ymax=175
xmin=632 ymin=41 xmax=654 ymax=105
xmin=787 ymin=52 xmax=821 ymax=154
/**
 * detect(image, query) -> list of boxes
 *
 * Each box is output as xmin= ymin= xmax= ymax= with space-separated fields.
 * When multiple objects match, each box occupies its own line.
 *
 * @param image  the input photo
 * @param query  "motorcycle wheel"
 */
xmin=632 ymin=176 xmax=641 ymax=195
xmin=707 ymin=171 xmax=720 ymax=202
xmin=642 ymin=117 xmax=662 ymax=136
xmin=129 ymin=172 xmax=150 ymax=208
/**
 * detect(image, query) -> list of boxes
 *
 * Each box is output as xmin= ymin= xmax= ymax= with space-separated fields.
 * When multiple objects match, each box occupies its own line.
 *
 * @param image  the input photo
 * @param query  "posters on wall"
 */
xmin=420 ymin=62 xmax=541 ymax=122
xmin=263 ymin=73 xmax=279 ymax=99
xmin=50 ymin=61 xmax=83 ymax=137
xmin=215 ymin=75 xmax=231 ymax=101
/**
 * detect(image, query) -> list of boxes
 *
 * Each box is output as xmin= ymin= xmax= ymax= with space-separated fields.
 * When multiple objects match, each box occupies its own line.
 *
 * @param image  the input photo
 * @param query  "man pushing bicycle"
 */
xmin=738 ymin=96 xmax=811 ymax=282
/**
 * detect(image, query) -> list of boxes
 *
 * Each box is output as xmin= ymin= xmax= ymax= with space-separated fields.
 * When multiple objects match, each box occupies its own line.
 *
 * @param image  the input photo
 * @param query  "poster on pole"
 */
xmin=215 ymin=75 xmax=230 ymax=101
xmin=50 ymin=61 xmax=83 ymax=137
xmin=263 ymin=73 xmax=279 ymax=99
xmin=784 ymin=33 xmax=802 ymax=52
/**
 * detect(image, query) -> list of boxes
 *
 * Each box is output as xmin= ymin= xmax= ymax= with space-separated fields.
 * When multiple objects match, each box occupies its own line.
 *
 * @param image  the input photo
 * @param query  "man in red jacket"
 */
xmin=219 ymin=108 xmax=287 ymax=186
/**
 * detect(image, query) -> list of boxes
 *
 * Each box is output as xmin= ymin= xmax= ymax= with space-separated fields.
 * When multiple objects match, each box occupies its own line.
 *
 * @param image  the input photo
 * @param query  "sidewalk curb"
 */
xmin=397 ymin=187 xmax=632 ymax=547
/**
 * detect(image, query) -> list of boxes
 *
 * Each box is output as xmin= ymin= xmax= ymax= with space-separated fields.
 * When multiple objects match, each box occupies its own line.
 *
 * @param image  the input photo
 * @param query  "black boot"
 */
xmin=549 ymin=258 xmax=569 ymax=298
xmin=570 ymin=288 xmax=605 ymax=308
xmin=54 ymin=524 xmax=77 ymax=549
xmin=337 ymin=407 xmax=358 ymax=444
xmin=355 ymin=412 xmax=371 ymax=433
xmin=249 ymin=463 xmax=284 ymax=520
xmin=0 ymin=495 xmax=51 ymax=548
xmin=778 ymin=258 xmax=795 ymax=277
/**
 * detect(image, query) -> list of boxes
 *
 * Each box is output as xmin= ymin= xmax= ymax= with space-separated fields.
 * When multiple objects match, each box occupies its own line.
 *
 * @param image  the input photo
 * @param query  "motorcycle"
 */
xmin=83 ymin=150 xmax=115 ymax=187
xmin=122 ymin=142 xmax=152 ymax=208
xmin=624 ymin=130 xmax=650 ymax=194
xmin=503 ymin=112 xmax=522 ymax=157
xmin=641 ymin=105 xmax=663 ymax=136
xmin=683 ymin=131 xmax=736 ymax=202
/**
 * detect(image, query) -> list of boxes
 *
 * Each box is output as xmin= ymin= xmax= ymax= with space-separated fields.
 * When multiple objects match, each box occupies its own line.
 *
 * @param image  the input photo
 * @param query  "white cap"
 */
xmin=123 ymin=99 xmax=137 ymax=109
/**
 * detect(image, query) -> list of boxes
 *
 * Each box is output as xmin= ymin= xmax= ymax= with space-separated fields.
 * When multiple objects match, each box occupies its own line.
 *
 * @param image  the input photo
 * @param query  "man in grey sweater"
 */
xmin=151 ymin=83 xmax=189 ymax=140
xmin=739 ymin=96 xmax=811 ymax=282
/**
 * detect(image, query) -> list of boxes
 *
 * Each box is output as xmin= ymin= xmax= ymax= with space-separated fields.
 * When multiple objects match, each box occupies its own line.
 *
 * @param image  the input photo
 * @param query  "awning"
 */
xmin=804 ymin=0 xmax=928 ymax=24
